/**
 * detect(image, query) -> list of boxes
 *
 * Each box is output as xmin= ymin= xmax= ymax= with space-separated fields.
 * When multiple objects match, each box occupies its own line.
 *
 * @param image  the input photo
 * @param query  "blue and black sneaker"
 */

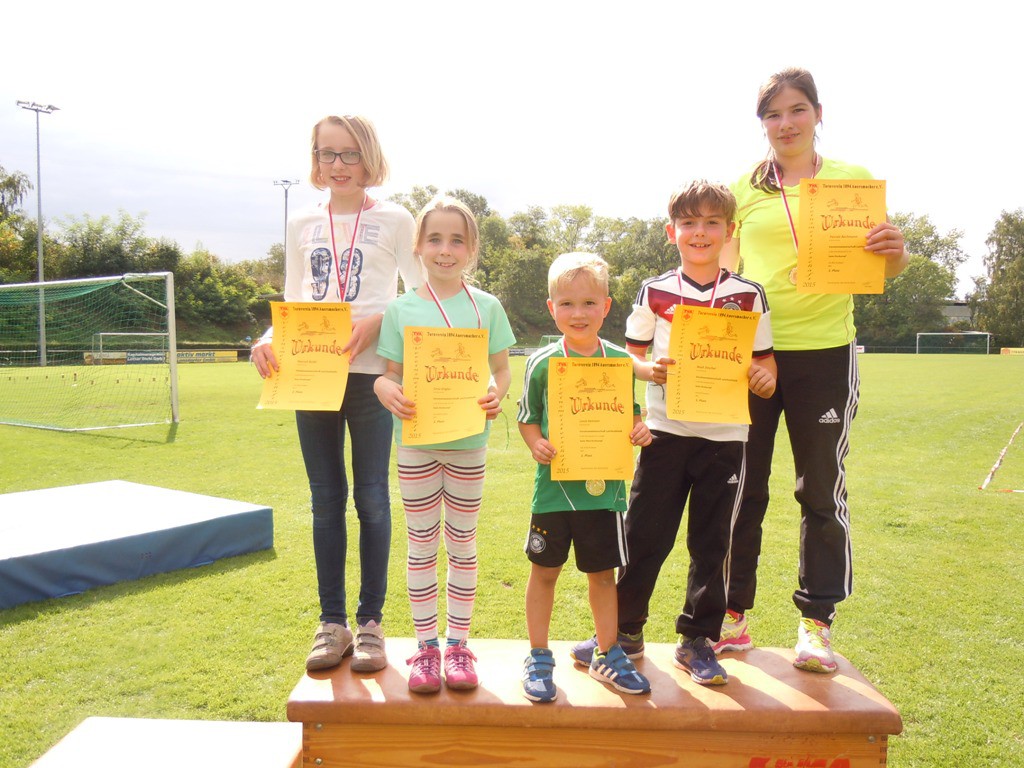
xmin=589 ymin=643 xmax=651 ymax=695
xmin=569 ymin=631 xmax=644 ymax=667
xmin=522 ymin=648 xmax=557 ymax=703
xmin=674 ymin=635 xmax=728 ymax=685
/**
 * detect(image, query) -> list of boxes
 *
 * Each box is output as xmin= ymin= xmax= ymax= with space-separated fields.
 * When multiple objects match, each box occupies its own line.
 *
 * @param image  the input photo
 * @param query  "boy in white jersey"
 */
xmin=571 ymin=180 xmax=776 ymax=685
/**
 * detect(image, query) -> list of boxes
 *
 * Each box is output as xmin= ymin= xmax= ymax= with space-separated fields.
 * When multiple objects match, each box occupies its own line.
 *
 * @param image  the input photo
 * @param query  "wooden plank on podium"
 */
xmin=31 ymin=717 xmax=302 ymax=768
xmin=288 ymin=638 xmax=901 ymax=768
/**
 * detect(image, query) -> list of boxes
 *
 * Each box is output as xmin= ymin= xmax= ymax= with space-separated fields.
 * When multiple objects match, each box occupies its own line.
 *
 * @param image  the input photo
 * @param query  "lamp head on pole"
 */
xmin=17 ymin=101 xmax=60 ymax=115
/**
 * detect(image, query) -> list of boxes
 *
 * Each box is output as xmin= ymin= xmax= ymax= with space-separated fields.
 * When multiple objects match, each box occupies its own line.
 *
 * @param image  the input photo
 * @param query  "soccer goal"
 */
xmin=0 ymin=272 xmax=179 ymax=431
xmin=915 ymin=331 xmax=992 ymax=354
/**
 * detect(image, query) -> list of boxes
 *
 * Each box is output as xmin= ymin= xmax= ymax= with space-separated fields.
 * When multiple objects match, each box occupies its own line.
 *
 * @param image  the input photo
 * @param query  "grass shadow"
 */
xmin=69 ymin=420 xmax=179 ymax=445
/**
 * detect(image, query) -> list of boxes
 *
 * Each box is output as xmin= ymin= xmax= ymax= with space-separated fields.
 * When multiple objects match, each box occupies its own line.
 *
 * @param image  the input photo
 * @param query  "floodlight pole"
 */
xmin=273 ymin=179 xmax=300 ymax=254
xmin=17 ymin=100 xmax=59 ymax=367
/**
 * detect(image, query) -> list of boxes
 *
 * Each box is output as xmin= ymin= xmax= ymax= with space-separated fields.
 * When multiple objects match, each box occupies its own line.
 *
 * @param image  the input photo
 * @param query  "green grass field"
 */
xmin=2 ymin=355 xmax=1023 ymax=766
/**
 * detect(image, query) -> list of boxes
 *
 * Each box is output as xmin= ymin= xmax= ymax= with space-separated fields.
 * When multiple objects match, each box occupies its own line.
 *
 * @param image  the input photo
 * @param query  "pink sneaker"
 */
xmin=443 ymin=640 xmax=479 ymax=690
xmin=406 ymin=643 xmax=441 ymax=693
xmin=713 ymin=609 xmax=753 ymax=653
xmin=794 ymin=618 xmax=838 ymax=673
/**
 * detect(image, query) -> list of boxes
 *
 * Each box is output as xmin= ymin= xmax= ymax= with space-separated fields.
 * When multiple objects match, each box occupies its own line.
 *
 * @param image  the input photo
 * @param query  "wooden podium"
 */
xmin=287 ymin=638 xmax=901 ymax=768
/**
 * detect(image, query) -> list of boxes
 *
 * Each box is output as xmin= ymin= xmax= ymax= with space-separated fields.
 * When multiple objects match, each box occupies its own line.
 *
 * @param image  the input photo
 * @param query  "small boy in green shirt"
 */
xmin=516 ymin=252 xmax=653 ymax=703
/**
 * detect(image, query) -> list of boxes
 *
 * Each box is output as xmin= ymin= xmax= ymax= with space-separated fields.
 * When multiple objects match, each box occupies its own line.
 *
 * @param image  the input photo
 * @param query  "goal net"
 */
xmin=915 ymin=331 xmax=992 ymax=354
xmin=0 ymin=272 xmax=179 ymax=430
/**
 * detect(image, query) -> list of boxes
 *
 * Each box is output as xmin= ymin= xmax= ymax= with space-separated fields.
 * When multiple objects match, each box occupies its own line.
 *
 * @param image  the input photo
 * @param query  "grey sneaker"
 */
xmin=570 ymin=631 xmax=644 ymax=666
xmin=351 ymin=620 xmax=387 ymax=672
xmin=305 ymin=621 xmax=354 ymax=671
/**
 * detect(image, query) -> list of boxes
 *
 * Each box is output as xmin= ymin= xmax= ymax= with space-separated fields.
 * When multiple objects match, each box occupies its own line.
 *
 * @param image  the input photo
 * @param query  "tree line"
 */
xmin=2 ymin=164 xmax=1023 ymax=349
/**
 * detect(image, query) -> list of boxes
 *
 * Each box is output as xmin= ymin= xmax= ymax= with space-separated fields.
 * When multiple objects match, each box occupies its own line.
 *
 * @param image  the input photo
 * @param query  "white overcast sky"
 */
xmin=3 ymin=1 xmax=1019 ymax=297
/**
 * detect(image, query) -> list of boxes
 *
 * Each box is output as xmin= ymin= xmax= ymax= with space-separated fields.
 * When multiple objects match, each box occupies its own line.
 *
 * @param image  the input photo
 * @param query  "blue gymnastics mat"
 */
xmin=0 ymin=480 xmax=273 ymax=610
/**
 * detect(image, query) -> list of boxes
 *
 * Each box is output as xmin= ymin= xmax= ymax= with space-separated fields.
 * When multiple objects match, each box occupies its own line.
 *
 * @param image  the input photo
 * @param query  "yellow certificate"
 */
xmin=402 ymin=326 xmax=489 ymax=446
xmin=666 ymin=305 xmax=759 ymax=424
xmin=549 ymin=357 xmax=634 ymax=482
xmin=797 ymin=178 xmax=887 ymax=294
xmin=258 ymin=302 xmax=351 ymax=411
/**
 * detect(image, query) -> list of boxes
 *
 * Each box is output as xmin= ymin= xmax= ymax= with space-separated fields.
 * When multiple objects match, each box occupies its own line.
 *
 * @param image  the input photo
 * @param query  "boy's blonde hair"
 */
xmin=309 ymin=115 xmax=389 ymax=190
xmin=547 ymin=252 xmax=610 ymax=299
xmin=414 ymin=196 xmax=481 ymax=274
xmin=667 ymin=180 xmax=737 ymax=223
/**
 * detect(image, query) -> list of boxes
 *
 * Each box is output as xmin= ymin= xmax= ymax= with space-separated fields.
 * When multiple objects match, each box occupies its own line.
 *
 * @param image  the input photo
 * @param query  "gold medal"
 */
xmin=789 ymin=267 xmax=798 ymax=285
xmin=585 ymin=479 xmax=606 ymax=496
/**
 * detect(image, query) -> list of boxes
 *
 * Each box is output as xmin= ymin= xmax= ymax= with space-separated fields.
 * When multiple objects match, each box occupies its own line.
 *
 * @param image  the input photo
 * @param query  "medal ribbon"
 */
xmin=677 ymin=267 xmax=724 ymax=308
xmin=328 ymin=196 xmax=366 ymax=301
xmin=425 ymin=280 xmax=482 ymax=329
xmin=774 ymin=162 xmax=801 ymax=256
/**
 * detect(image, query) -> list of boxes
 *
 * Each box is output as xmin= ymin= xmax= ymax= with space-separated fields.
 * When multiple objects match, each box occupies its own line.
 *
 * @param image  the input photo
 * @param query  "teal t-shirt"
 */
xmin=516 ymin=338 xmax=640 ymax=514
xmin=377 ymin=285 xmax=516 ymax=450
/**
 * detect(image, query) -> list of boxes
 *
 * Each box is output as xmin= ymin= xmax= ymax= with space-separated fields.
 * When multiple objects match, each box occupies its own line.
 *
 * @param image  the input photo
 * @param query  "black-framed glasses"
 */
xmin=314 ymin=149 xmax=362 ymax=165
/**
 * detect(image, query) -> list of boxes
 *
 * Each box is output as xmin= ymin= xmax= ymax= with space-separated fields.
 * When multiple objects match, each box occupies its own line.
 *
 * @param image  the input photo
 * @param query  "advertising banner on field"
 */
xmin=84 ymin=350 xmax=239 ymax=364
xmin=176 ymin=350 xmax=237 ymax=363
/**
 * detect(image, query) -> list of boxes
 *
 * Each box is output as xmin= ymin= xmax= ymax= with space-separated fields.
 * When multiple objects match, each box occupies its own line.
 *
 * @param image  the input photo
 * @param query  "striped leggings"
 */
xmin=397 ymin=446 xmax=487 ymax=643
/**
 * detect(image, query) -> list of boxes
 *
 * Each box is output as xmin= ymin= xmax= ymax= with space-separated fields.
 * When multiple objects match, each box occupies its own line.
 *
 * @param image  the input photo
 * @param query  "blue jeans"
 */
xmin=295 ymin=373 xmax=393 ymax=625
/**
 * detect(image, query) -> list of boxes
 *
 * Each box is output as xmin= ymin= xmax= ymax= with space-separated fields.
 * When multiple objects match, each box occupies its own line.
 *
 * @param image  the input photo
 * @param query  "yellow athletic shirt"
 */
xmin=731 ymin=158 xmax=874 ymax=350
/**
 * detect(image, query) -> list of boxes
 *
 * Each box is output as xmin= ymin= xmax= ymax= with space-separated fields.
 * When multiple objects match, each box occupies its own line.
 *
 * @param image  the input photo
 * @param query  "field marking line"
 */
xmin=979 ymin=421 xmax=1024 ymax=491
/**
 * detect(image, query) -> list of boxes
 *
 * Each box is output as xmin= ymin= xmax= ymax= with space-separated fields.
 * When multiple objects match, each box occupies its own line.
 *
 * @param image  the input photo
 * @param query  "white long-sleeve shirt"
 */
xmin=278 ymin=199 xmax=420 ymax=375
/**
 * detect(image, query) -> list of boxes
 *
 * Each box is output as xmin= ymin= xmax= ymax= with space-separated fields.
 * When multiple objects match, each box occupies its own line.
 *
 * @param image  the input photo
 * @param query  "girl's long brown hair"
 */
xmin=749 ymin=68 xmax=821 ymax=194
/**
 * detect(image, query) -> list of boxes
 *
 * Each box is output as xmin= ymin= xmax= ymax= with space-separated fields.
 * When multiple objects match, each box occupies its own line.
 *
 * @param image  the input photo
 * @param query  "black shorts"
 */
xmin=524 ymin=509 xmax=627 ymax=573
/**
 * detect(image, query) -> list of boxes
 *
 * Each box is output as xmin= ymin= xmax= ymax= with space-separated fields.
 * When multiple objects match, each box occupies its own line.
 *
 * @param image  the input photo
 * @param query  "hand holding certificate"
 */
xmin=401 ymin=326 xmax=490 ymax=445
xmin=257 ymin=302 xmax=352 ymax=411
xmin=548 ymin=357 xmax=635 ymax=482
xmin=666 ymin=305 xmax=760 ymax=424
xmin=797 ymin=178 xmax=887 ymax=294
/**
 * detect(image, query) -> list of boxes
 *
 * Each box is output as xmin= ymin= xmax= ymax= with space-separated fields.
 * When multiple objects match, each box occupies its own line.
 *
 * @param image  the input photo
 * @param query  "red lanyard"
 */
xmin=774 ymin=157 xmax=817 ymax=256
xmin=327 ymin=196 xmax=366 ymax=301
xmin=770 ymin=164 xmax=802 ymax=256
xmin=677 ymin=268 xmax=723 ymax=308
xmin=425 ymin=280 xmax=482 ymax=329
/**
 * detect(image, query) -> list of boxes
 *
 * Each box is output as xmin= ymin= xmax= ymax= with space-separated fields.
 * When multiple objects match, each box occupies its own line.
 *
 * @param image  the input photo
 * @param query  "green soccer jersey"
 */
xmin=516 ymin=338 xmax=640 ymax=514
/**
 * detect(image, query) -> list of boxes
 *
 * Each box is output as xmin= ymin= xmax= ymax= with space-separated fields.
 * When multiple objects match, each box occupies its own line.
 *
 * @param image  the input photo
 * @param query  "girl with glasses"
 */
xmin=251 ymin=115 xmax=419 ymax=674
